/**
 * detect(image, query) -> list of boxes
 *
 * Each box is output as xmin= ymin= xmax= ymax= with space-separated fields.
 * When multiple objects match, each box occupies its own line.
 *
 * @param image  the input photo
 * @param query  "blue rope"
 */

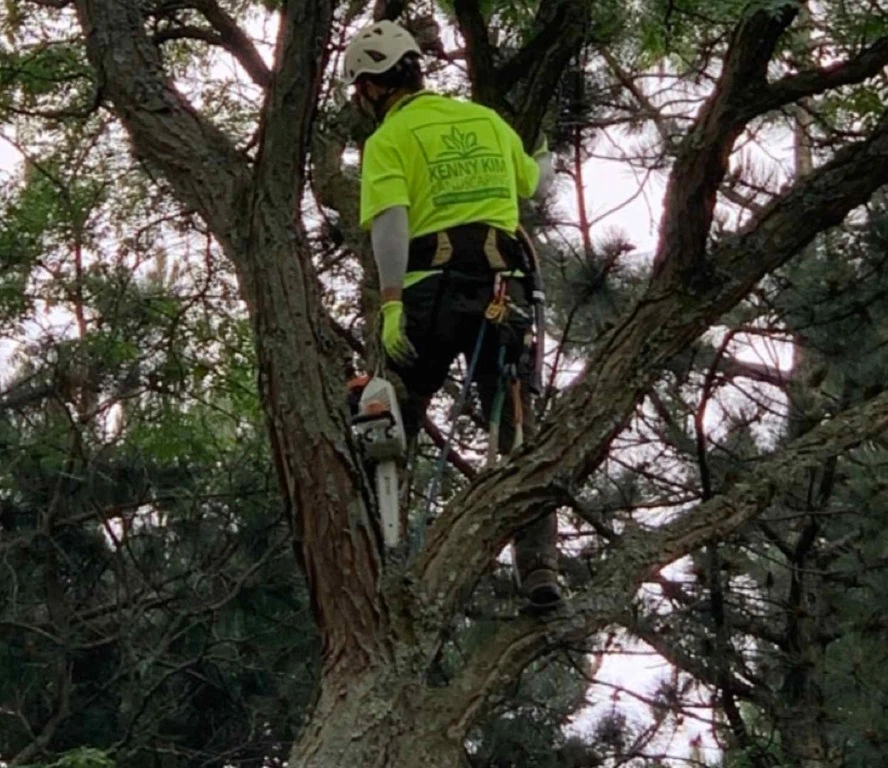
xmin=411 ymin=320 xmax=488 ymax=556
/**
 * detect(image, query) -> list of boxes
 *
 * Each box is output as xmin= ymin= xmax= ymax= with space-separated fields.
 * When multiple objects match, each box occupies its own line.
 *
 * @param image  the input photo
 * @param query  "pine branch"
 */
xmin=653 ymin=2 xmax=800 ymax=284
xmin=416 ymin=109 xmax=888 ymax=627
xmin=453 ymin=0 xmax=590 ymax=146
xmin=7 ymin=661 xmax=72 ymax=767
xmin=754 ymin=36 xmax=888 ymax=118
xmin=433 ymin=385 xmax=888 ymax=727
xmin=451 ymin=0 xmax=496 ymax=105
xmin=191 ymin=0 xmax=270 ymax=85
xmin=152 ymin=25 xmax=224 ymax=45
xmin=497 ymin=0 xmax=585 ymax=90
xmin=252 ymin=0 xmax=333 ymax=208
xmin=508 ymin=0 xmax=590 ymax=146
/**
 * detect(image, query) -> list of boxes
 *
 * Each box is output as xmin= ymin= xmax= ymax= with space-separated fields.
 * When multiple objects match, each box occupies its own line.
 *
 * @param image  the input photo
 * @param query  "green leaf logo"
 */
xmin=438 ymin=125 xmax=485 ymax=159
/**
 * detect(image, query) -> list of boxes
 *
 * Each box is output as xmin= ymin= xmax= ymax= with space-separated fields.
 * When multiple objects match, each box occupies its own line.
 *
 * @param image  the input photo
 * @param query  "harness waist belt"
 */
xmin=407 ymin=223 xmax=530 ymax=275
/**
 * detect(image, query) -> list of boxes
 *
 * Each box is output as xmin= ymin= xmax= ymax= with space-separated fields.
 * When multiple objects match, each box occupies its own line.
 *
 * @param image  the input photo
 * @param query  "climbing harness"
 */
xmin=355 ymin=230 xmax=546 ymax=557
xmin=487 ymin=228 xmax=543 ymax=467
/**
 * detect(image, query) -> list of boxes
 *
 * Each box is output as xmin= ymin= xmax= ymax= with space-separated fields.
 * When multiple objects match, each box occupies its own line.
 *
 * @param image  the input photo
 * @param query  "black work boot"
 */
xmin=522 ymin=565 xmax=562 ymax=611
xmin=514 ymin=511 xmax=561 ymax=612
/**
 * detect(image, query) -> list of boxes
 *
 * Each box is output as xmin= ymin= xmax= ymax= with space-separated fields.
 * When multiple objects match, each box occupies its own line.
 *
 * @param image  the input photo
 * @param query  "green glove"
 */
xmin=381 ymin=300 xmax=417 ymax=366
xmin=532 ymin=135 xmax=550 ymax=159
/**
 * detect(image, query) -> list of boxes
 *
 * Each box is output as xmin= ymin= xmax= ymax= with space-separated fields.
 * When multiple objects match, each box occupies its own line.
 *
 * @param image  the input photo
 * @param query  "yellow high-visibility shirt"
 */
xmin=359 ymin=92 xmax=540 ymax=238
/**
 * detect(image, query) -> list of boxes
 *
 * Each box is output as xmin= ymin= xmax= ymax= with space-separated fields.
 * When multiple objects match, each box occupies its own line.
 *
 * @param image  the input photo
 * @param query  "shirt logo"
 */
xmin=411 ymin=118 xmax=510 ymax=206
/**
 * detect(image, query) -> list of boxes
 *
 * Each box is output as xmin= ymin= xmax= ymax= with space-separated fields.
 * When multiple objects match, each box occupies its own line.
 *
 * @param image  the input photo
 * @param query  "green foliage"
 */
xmin=0 ymin=42 xmax=86 ymax=96
xmin=0 ymin=71 xmax=318 ymax=765
xmin=468 ymin=653 xmax=591 ymax=767
xmin=436 ymin=0 xmax=536 ymax=31
xmin=626 ymin=0 xmax=751 ymax=67
xmin=22 ymin=747 xmax=116 ymax=768
xmin=0 ymin=32 xmax=94 ymax=116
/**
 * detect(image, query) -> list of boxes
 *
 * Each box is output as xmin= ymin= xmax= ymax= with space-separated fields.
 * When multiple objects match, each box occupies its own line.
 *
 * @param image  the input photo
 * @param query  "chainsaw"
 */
xmin=351 ymin=376 xmax=406 ymax=548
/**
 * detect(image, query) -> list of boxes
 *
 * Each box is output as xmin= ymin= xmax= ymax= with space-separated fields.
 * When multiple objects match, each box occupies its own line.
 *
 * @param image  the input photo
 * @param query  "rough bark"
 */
xmin=60 ymin=0 xmax=888 ymax=765
xmin=293 ymin=382 xmax=888 ymax=767
xmin=73 ymin=0 xmax=393 ymax=675
xmin=418 ymin=106 xmax=888 ymax=624
xmin=453 ymin=0 xmax=590 ymax=145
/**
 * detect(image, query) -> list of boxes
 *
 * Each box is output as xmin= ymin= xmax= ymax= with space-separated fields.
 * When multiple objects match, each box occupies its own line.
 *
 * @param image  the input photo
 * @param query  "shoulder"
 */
xmin=365 ymin=122 xmax=398 ymax=153
xmin=468 ymin=100 xmax=500 ymax=118
xmin=458 ymin=100 xmax=516 ymax=137
xmin=443 ymin=95 xmax=500 ymax=120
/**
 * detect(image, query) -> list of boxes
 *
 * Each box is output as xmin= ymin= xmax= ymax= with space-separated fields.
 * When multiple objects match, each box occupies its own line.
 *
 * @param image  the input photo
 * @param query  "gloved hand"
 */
xmin=381 ymin=300 xmax=417 ymax=366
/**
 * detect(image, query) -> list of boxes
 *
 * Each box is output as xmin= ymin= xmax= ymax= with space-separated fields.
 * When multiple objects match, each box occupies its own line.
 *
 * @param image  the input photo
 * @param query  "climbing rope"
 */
xmin=411 ymin=275 xmax=509 ymax=555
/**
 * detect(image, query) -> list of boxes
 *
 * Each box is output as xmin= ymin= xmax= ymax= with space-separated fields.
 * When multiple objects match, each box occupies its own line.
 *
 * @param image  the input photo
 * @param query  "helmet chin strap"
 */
xmin=357 ymin=82 xmax=397 ymax=122
xmin=369 ymin=88 xmax=396 ymax=121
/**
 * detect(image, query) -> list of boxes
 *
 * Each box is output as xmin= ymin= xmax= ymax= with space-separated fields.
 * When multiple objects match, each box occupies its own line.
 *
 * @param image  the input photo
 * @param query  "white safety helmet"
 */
xmin=343 ymin=20 xmax=422 ymax=86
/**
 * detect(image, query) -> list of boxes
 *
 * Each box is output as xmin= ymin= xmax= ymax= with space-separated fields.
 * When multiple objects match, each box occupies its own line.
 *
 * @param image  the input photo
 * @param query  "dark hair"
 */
xmin=361 ymin=52 xmax=423 ymax=93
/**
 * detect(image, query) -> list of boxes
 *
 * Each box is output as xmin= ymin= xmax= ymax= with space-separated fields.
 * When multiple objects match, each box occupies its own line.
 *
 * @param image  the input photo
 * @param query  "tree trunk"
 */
xmin=291 ymin=664 xmax=465 ymax=768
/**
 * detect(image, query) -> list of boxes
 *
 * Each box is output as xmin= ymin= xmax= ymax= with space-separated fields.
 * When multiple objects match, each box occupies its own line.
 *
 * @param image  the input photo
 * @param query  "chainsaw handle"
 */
xmin=351 ymin=411 xmax=396 ymax=427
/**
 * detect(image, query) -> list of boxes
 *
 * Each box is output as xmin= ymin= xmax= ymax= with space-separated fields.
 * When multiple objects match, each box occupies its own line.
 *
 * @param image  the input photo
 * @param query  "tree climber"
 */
xmin=344 ymin=20 xmax=561 ymax=610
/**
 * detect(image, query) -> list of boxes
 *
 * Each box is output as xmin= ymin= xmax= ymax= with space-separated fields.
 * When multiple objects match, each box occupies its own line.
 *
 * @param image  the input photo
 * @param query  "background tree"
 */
xmin=0 ymin=124 xmax=319 ymax=766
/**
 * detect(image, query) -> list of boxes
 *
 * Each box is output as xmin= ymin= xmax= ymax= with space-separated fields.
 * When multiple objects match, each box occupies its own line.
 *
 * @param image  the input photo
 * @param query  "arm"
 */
xmin=359 ymin=133 xmax=410 ymax=302
xmin=371 ymin=205 xmax=410 ymax=303
xmin=511 ymin=124 xmax=553 ymax=203
xmin=534 ymin=151 xmax=554 ymax=201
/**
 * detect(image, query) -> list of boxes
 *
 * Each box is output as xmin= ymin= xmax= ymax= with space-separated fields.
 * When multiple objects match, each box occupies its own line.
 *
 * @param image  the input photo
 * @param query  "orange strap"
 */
xmin=484 ymin=274 xmax=509 ymax=324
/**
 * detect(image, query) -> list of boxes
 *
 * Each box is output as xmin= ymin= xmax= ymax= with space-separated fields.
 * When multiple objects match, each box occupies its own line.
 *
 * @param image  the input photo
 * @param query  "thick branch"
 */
xmin=153 ymin=21 xmax=270 ymax=88
xmin=244 ymin=2 xmax=393 ymax=670
xmin=452 ymin=0 xmax=496 ymax=107
xmin=498 ymin=0 xmax=584 ymax=91
xmin=153 ymin=25 xmax=223 ymax=45
xmin=454 ymin=0 xmax=589 ymax=146
xmin=73 ymin=0 xmax=249 ymax=245
xmin=417 ymin=111 xmax=888 ymax=622
xmin=76 ymin=0 xmax=385 ymax=669
xmin=434 ymin=386 xmax=888 ymax=723
xmin=653 ymin=3 xmax=798 ymax=282
xmin=510 ymin=0 xmax=589 ymax=147
xmin=755 ymin=36 xmax=888 ymax=118
xmin=189 ymin=0 xmax=271 ymax=87
xmin=254 ymin=0 xmax=332 ymax=205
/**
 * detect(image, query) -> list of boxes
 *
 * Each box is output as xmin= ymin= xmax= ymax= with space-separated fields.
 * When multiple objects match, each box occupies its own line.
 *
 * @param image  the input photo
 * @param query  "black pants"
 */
xmin=389 ymin=271 xmax=558 ymax=578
